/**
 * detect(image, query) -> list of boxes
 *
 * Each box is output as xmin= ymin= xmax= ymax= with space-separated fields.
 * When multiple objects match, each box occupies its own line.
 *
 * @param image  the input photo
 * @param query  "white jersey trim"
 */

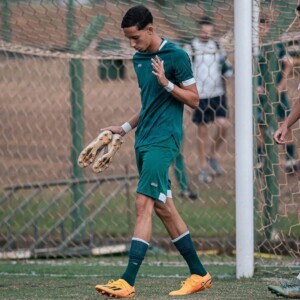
xmin=182 ymin=78 xmax=196 ymax=86
xmin=159 ymin=40 xmax=168 ymax=51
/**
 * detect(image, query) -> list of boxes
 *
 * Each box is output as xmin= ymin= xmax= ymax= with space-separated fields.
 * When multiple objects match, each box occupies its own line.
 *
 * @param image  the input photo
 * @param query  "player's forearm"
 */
xmin=285 ymin=98 xmax=300 ymax=129
xmin=278 ymin=59 xmax=293 ymax=91
xmin=168 ymin=84 xmax=199 ymax=109
xmin=125 ymin=111 xmax=140 ymax=130
xmin=282 ymin=59 xmax=293 ymax=79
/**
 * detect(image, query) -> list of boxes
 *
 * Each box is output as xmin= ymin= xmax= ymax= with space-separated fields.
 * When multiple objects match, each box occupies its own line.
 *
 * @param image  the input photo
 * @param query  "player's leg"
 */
xmin=173 ymin=138 xmax=197 ymax=200
xmin=193 ymin=98 xmax=212 ymax=183
xmin=154 ymin=199 xmax=212 ymax=295
xmin=96 ymin=146 xmax=158 ymax=298
xmin=268 ymin=273 xmax=300 ymax=298
xmin=208 ymin=95 xmax=229 ymax=175
xmin=256 ymin=97 xmax=266 ymax=172
xmin=120 ymin=194 xmax=154 ymax=285
xmin=121 ymin=139 xmax=177 ymax=286
xmin=95 ymin=192 xmax=153 ymax=298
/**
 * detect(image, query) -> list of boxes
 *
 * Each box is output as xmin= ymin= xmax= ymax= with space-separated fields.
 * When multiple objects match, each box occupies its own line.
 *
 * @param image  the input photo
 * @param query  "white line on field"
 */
xmin=0 ymin=272 xmax=235 ymax=279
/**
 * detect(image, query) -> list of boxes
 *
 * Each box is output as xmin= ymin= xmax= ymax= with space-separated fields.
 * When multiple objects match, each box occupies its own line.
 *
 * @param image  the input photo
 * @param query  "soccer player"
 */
xmin=270 ymin=95 xmax=300 ymax=297
xmin=257 ymin=16 xmax=297 ymax=173
xmin=95 ymin=5 xmax=211 ymax=298
xmin=268 ymin=6 xmax=300 ymax=298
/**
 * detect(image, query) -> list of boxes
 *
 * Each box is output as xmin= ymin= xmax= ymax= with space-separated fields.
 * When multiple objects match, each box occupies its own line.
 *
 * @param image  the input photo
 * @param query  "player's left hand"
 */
xmin=151 ymin=55 xmax=168 ymax=87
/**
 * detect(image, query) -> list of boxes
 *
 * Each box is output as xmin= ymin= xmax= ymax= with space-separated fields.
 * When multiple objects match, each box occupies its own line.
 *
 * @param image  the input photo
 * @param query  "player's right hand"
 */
xmin=101 ymin=126 xmax=126 ymax=136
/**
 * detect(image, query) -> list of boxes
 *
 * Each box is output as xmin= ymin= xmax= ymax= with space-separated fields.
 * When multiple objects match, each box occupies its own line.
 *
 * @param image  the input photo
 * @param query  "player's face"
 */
xmin=199 ymin=24 xmax=214 ymax=43
xmin=259 ymin=22 xmax=270 ymax=39
xmin=123 ymin=25 xmax=153 ymax=52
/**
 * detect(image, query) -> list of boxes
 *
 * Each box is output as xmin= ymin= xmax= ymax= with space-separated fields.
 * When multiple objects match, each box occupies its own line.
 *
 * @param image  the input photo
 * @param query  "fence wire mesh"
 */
xmin=0 ymin=0 xmax=299 ymax=271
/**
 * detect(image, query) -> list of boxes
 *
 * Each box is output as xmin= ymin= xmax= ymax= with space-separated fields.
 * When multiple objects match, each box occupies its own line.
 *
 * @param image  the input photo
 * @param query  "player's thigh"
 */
xmin=215 ymin=117 xmax=229 ymax=129
xmin=154 ymin=196 xmax=178 ymax=219
xmin=137 ymin=137 xmax=178 ymax=203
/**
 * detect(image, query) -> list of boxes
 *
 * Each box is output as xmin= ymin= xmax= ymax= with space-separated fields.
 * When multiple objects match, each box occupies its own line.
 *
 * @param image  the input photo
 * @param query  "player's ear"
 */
xmin=146 ymin=25 xmax=154 ymax=35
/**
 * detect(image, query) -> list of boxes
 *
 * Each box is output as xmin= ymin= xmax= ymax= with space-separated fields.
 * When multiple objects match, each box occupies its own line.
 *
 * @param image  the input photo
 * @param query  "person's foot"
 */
xmin=208 ymin=157 xmax=222 ymax=176
xmin=255 ymin=155 xmax=265 ymax=172
xmin=285 ymin=159 xmax=298 ymax=173
xmin=95 ymin=279 xmax=135 ymax=298
xmin=179 ymin=189 xmax=197 ymax=200
xmin=268 ymin=279 xmax=300 ymax=298
xmin=169 ymin=273 xmax=212 ymax=296
xmin=198 ymin=169 xmax=212 ymax=183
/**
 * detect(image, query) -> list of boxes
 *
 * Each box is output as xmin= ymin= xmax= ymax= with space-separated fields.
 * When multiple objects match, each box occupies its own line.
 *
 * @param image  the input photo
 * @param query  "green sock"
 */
xmin=173 ymin=232 xmax=207 ymax=276
xmin=121 ymin=238 xmax=149 ymax=286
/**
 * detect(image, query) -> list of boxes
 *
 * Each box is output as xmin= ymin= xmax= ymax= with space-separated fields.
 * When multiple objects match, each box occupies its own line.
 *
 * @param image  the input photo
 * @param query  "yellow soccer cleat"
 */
xmin=95 ymin=279 xmax=135 ymax=298
xmin=169 ymin=273 xmax=212 ymax=296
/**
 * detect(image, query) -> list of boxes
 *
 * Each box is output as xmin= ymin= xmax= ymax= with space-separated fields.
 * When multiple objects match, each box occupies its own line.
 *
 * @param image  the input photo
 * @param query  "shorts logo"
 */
xmin=151 ymin=182 xmax=158 ymax=187
xmin=138 ymin=63 xmax=142 ymax=68
xmin=298 ymin=83 xmax=300 ymax=90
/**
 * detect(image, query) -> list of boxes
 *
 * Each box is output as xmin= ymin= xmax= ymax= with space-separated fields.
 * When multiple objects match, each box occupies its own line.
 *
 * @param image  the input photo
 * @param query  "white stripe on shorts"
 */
xmin=158 ymin=193 xmax=167 ymax=203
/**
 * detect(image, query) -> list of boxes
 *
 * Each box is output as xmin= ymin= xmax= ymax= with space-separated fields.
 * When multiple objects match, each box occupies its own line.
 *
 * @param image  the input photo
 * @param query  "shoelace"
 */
xmin=107 ymin=279 xmax=125 ymax=288
xmin=180 ymin=278 xmax=193 ymax=287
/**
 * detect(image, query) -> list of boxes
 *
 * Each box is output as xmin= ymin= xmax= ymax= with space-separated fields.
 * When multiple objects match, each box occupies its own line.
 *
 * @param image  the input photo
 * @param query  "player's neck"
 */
xmin=147 ymin=34 xmax=163 ymax=53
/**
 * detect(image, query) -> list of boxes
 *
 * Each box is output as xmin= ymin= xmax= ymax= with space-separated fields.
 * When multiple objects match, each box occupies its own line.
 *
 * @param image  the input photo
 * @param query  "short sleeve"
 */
xmin=172 ymin=48 xmax=195 ymax=86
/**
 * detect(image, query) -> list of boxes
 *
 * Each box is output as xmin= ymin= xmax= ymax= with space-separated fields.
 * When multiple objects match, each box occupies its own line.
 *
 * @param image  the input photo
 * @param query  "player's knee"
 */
xmin=135 ymin=194 xmax=154 ymax=219
xmin=154 ymin=203 xmax=172 ymax=220
xmin=216 ymin=118 xmax=229 ymax=130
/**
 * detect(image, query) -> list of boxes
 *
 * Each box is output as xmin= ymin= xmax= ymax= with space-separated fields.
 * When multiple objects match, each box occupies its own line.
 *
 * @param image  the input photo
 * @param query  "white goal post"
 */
xmin=234 ymin=0 xmax=254 ymax=278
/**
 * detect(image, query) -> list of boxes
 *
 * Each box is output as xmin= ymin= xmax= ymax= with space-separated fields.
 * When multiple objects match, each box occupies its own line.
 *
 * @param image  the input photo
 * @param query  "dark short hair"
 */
xmin=198 ymin=16 xmax=213 ymax=26
xmin=121 ymin=5 xmax=153 ymax=30
xmin=259 ymin=17 xmax=268 ymax=24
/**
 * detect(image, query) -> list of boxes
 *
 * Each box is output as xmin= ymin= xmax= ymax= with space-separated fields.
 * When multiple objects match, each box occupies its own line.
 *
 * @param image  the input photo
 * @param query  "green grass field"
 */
xmin=0 ymin=256 xmax=297 ymax=300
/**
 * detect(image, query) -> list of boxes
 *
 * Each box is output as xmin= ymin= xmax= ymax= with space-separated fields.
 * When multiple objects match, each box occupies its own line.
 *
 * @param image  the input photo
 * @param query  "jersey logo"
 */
xmin=151 ymin=182 xmax=158 ymax=187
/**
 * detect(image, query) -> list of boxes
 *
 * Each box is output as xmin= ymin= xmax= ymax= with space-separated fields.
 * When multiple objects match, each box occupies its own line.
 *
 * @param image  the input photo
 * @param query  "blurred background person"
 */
xmin=173 ymin=138 xmax=197 ymax=200
xmin=185 ymin=16 xmax=233 ymax=183
xmin=256 ymin=16 xmax=297 ymax=174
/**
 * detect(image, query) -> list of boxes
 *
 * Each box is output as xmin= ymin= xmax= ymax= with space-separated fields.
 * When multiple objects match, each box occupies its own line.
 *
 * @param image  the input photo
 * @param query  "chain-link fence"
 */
xmin=0 ymin=0 xmax=299 ymax=270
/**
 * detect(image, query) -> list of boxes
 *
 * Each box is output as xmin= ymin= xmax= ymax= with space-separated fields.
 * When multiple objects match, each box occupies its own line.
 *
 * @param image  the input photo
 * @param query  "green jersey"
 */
xmin=133 ymin=39 xmax=195 ymax=148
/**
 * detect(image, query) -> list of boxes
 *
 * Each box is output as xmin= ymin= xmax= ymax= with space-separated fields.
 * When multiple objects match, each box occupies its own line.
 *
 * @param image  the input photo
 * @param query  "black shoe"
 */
xmin=179 ymin=189 xmax=197 ymax=200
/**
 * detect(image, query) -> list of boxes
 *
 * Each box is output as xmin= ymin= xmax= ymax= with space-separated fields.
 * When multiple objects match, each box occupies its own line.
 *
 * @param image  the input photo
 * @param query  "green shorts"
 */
xmin=135 ymin=136 xmax=179 ymax=203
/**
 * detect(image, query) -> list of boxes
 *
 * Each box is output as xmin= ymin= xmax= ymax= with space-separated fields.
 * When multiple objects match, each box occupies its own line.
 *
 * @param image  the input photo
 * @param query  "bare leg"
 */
xmin=197 ymin=124 xmax=209 ymax=170
xmin=210 ymin=117 xmax=229 ymax=157
xmin=154 ymin=198 xmax=188 ymax=239
xmin=133 ymin=193 xmax=155 ymax=242
xmin=154 ymin=198 xmax=208 ymax=280
xmin=257 ymin=124 xmax=264 ymax=150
